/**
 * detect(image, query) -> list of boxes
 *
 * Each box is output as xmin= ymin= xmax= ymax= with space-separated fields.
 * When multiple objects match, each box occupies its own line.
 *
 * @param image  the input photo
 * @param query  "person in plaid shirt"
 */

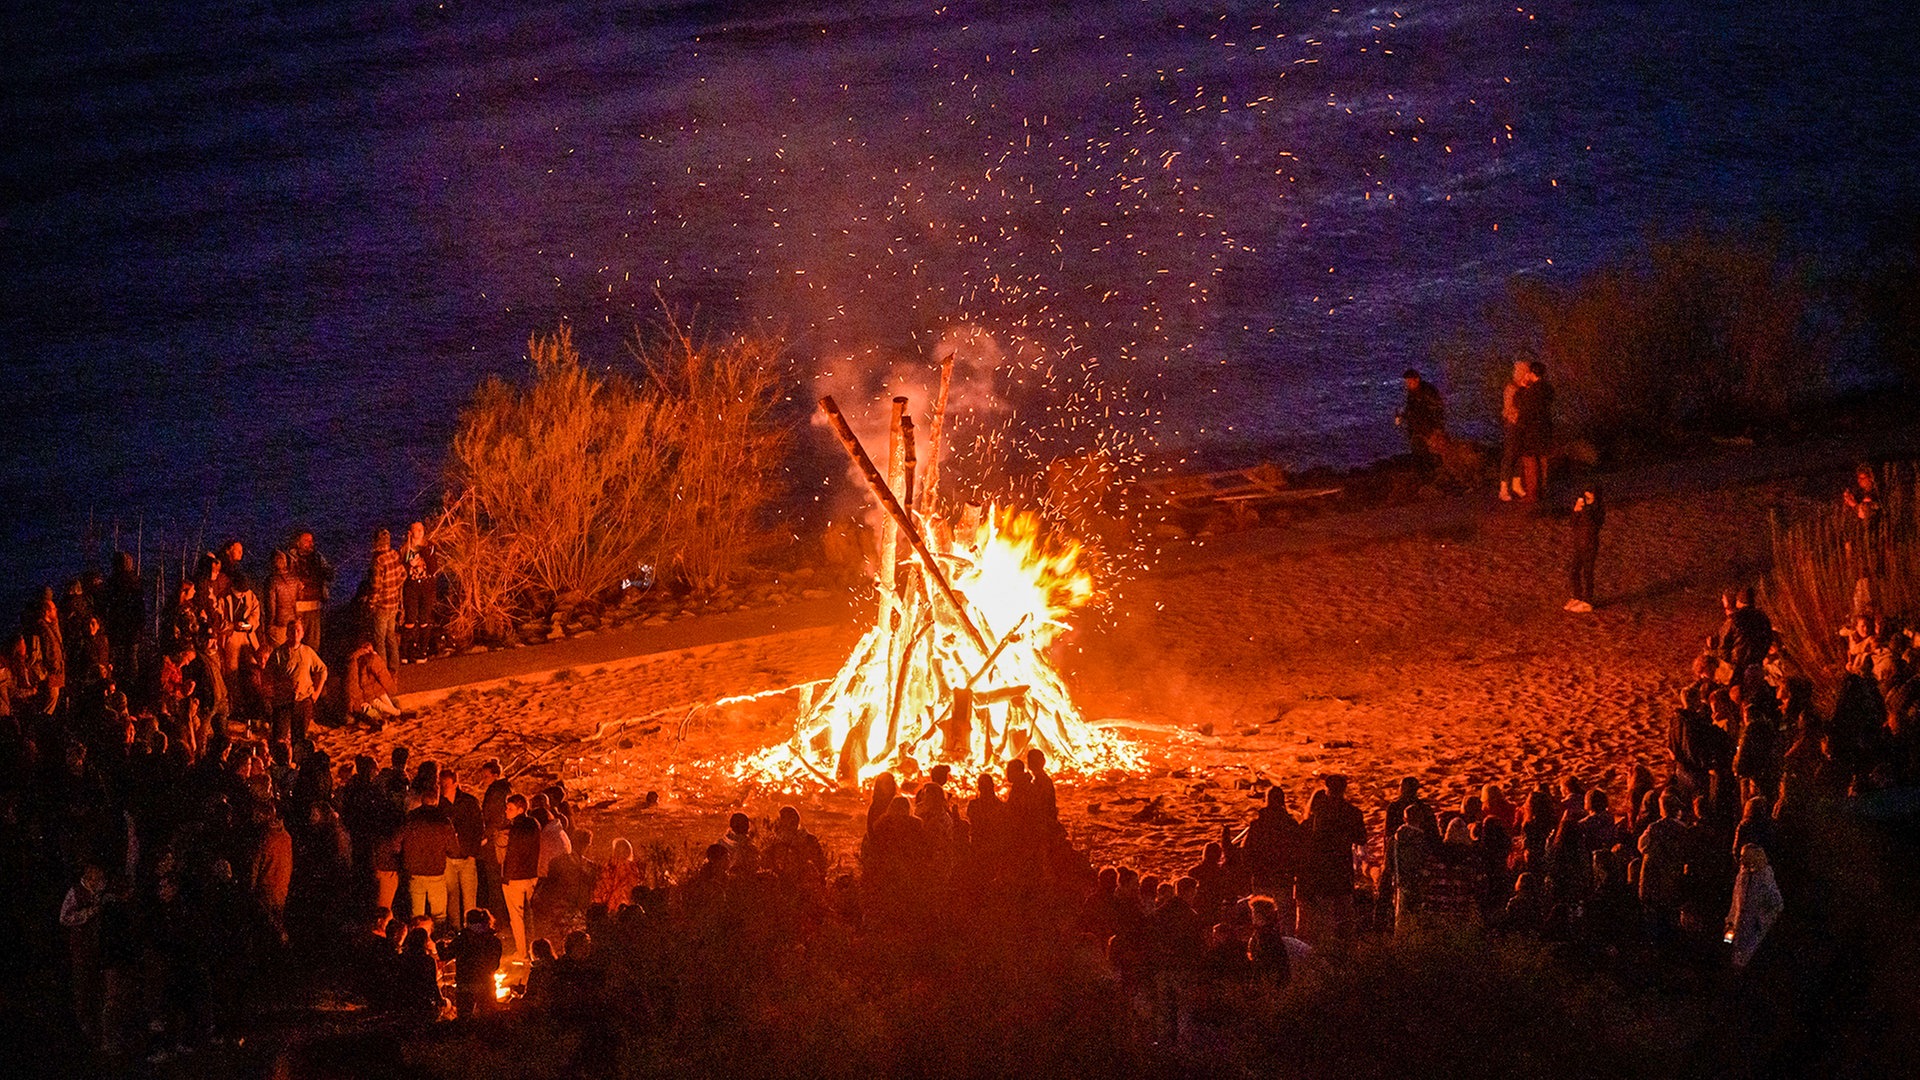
xmin=367 ymin=528 xmax=405 ymax=675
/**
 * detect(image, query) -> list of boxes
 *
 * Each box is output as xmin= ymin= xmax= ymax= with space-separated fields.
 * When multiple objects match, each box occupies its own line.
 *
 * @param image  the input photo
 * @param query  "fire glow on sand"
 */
xmin=737 ymin=378 xmax=1139 ymax=788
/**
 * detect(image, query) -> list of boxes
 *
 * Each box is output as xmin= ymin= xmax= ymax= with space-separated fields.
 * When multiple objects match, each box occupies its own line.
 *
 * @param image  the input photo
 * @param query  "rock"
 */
xmin=545 ymin=628 xmax=565 ymax=641
xmin=643 ymin=615 xmax=670 ymax=627
xmin=464 ymin=645 xmax=490 ymax=655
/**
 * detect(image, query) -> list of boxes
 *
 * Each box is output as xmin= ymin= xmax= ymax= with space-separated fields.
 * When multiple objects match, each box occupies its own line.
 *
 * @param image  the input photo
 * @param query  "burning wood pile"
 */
xmin=740 ymin=367 xmax=1139 ymax=788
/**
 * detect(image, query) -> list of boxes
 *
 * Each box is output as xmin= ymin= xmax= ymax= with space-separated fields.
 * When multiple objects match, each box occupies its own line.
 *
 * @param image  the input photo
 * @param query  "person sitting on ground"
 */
xmin=1245 ymin=895 xmax=1295 ymax=986
xmin=721 ymin=812 xmax=759 ymax=875
xmin=764 ymin=806 xmax=827 ymax=888
xmin=521 ymin=938 xmax=559 ymax=1013
xmin=395 ymin=926 xmax=444 ymax=1021
xmin=1497 ymin=871 xmax=1548 ymax=934
xmin=450 ymin=908 xmax=504 ymax=1018
xmin=345 ymin=641 xmax=402 ymax=728
xmin=592 ymin=838 xmax=642 ymax=910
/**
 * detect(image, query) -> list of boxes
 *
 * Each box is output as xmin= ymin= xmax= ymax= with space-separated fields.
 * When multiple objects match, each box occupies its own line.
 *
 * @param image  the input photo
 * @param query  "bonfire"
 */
xmin=741 ymin=372 xmax=1138 ymax=788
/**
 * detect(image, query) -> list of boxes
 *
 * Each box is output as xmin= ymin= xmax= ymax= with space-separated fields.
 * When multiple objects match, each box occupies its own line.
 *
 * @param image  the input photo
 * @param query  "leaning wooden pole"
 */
xmin=880 ymin=397 xmax=907 ymax=604
xmin=819 ymin=396 xmax=990 ymax=655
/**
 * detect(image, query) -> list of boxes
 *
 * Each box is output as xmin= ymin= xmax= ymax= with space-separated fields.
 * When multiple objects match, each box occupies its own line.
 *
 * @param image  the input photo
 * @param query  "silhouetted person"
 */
xmin=1396 ymin=368 xmax=1446 ymax=471
xmin=451 ymin=909 xmax=503 ymax=1018
xmin=1564 ymin=485 xmax=1604 ymax=613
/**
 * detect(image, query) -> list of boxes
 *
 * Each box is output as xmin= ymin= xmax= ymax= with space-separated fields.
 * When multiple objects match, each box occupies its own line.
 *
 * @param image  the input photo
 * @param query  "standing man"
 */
xmin=268 ymin=618 xmax=327 ymax=750
xmin=478 ymin=759 xmax=513 ymax=922
xmin=400 ymin=790 xmax=459 ymax=930
xmin=438 ymin=769 xmax=483 ymax=930
xmin=288 ymin=531 xmax=334 ymax=652
xmin=1300 ymin=774 xmax=1367 ymax=944
xmin=1515 ymin=360 xmax=1556 ymax=502
xmin=500 ymin=795 xmax=541 ymax=961
xmin=1395 ymin=368 xmax=1446 ymax=473
xmin=1565 ymin=485 xmax=1605 ymax=613
xmin=367 ymin=529 xmax=404 ymax=678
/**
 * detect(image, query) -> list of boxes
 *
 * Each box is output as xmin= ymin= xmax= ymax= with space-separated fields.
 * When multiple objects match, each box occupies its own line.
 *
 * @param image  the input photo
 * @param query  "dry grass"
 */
xmin=630 ymin=310 xmax=788 ymax=591
xmin=1763 ymin=461 xmax=1920 ymax=691
xmin=436 ymin=321 xmax=787 ymax=643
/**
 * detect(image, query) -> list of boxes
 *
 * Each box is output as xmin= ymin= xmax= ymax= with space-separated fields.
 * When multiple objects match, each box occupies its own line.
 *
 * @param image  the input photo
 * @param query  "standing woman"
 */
xmin=1498 ymin=361 xmax=1528 ymax=501
xmin=399 ymin=522 xmax=439 ymax=664
xmin=1565 ymin=484 xmax=1604 ymax=613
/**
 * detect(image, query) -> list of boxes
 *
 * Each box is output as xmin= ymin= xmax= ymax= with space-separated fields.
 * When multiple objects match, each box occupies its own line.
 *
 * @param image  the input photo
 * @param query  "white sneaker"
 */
xmin=1564 ymin=599 xmax=1593 ymax=613
xmin=1499 ymin=480 xmax=1513 ymax=501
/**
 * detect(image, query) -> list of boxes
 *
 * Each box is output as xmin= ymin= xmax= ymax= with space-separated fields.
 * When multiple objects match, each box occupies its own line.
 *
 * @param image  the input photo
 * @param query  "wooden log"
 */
xmin=921 ymin=347 xmax=955 ymax=516
xmin=880 ymin=397 xmax=907 ymax=603
xmin=900 ymin=415 xmax=917 ymax=520
xmin=966 ymin=613 xmax=1029 ymax=689
xmin=942 ymin=687 xmax=974 ymax=761
xmin=819 ymin=396 xmax=991 ymax=655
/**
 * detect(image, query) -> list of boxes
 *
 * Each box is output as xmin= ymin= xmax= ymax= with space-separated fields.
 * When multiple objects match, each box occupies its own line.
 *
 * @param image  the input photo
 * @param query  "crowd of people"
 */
xmin=5 ymin=480 xmax=1917 ymax=1066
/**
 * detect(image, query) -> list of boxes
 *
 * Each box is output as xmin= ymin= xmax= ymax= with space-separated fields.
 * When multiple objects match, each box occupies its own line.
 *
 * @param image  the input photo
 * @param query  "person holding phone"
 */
xmin=1564 ymin=484 xmax=1605 ymax=613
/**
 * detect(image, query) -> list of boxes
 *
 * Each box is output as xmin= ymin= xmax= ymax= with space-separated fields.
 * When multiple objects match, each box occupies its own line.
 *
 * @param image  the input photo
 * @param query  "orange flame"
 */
xmin=739 ymin=506 xmax=1137 ymax=787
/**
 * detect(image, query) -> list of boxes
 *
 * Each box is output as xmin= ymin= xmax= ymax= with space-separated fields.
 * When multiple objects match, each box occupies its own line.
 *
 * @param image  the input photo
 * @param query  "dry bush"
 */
xmin=1763 ymin=462 xmax=1920 ymax=691
xmin=1457 ymin=232 xmax=1826 ymax=451
xmin=437 ymin=321 xmax=787 ymax=643
xmin=631 ymin=311 xmax=789 ymax=591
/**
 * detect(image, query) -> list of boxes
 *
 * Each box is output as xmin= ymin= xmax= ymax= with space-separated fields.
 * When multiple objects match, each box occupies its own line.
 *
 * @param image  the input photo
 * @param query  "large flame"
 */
xmin=740 ymin=506 xmax=1137 ymax=787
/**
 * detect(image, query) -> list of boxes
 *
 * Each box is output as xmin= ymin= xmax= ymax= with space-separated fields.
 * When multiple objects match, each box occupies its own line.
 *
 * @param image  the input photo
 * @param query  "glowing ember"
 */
xmin=739 ymin=391 xmax=1138 ymax=787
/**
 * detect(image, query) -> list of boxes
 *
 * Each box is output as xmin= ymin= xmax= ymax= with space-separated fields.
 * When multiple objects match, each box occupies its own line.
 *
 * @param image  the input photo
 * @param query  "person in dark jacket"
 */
xmin=450 ymin=908 xmax=504 ymax=1018
xmin=400 ymin=793 xmax=460 ymax=929
xmin=478 ymin=759 xmax=513 ymax=920
xmin=1298 ymin=775 xmax=1367 ymax=944
xmin=1564 ymin=485 xmax=1605 ymax=613
xmin=103 ymin=551 xmax=145 ymax=684
xmin=1717 ymin=588 xmax=1775 ymax=683
xmin=394 ymin=926 xmax=444 ymax=1020
xmin=1396 ymin=368 xmax=1447 ymax=471
xmin=438 ymin=769 xmax=484 ymax=929
xmin=1513 ymin=360 xmax=1555 ymax=501
xmin=501 ymin=794 xmax=541 ymax=960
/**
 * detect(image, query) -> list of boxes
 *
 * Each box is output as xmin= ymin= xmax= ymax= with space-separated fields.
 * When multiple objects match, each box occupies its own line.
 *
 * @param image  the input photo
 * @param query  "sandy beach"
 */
xmin=311 ymin=448 xmax=1852 ymax=882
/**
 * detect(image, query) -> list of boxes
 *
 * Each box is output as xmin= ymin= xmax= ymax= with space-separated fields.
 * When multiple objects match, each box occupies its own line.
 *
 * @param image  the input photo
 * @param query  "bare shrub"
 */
xmin=437 ymin=321 xmax=787 ymax=642
xmin=630 ymin=312 xmax=789 ymax=591
xmin=1456 ymin=231 xmax=1827 ymax=451
xmin=1763 ymin=461 xmax=1920 ymax=691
